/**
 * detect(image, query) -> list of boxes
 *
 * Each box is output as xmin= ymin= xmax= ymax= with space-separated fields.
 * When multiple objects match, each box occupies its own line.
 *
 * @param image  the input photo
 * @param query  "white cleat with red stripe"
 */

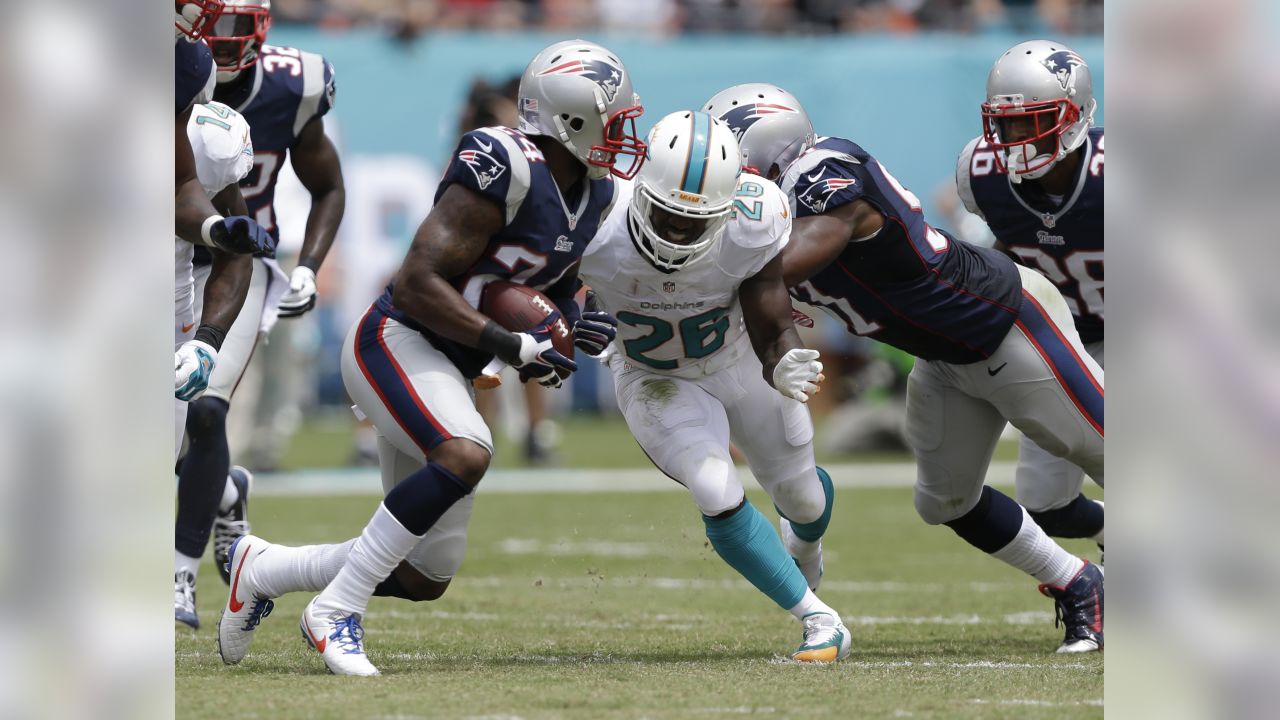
xmin=300 ymin=597 xmax=380 ymax=676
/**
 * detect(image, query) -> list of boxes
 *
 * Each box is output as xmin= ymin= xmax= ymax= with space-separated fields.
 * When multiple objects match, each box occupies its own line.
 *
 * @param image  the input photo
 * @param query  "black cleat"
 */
xmin=214 ymin=466 xmax=253 ymax=585
xmin=1039 ymin=560 xmax=1103 ymax=653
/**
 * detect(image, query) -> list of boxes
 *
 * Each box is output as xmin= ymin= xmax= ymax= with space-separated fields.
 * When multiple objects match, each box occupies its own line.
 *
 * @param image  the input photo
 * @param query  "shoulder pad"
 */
xmin=955 ymin=136 xmax=985 ymax=217
xmin=288 ymin=48 xmax=336 ymax=136
xmin=725 ymin=174 xmax=790 ymax=250
xmin=445 ymin=127 xmax=533 ymax=224
xmin=782 ymin=151 xmax=865 ymax=217
xmin=188 ymin=103 xmax=254 ymax=196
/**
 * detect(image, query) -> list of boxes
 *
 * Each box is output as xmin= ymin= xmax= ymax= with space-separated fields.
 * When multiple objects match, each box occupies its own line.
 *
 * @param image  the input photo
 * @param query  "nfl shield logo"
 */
xmin=663 ymin=281 xmax=676 ymax=293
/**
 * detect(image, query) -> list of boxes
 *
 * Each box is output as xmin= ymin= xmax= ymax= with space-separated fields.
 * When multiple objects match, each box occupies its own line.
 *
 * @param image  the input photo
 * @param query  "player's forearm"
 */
xmin=199 ymin=252 xmax=253 ymax=349
xmin=297 ymin=186 xmax=345 ymax=271
xmin=176 ymin=184 xmax=226 ymax=248
xmin=753 ymin=326 xmax=803 ymax=384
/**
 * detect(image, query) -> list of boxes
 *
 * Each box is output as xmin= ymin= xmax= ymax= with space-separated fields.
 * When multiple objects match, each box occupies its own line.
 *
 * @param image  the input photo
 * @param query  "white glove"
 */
xmin=277 ymin=266 xmax=318 ymax=317
xmin=175 ymin=340 xmax=218 ymax=401
xmin=772 ymin=348 xmax=824 ymax=403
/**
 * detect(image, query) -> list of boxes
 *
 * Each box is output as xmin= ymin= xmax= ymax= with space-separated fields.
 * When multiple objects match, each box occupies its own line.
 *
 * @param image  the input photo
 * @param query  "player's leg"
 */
xmin=174 ymin=297 xmax=197 ymax=627
xmin=616 ymin=366 xmax=843 ymax=661
xmin=719 ymin=364 xmax=849 ymax=662
xmin=300 ymin=307 xmax=491 ymax=675
xmin=913 ymin=352 xmax=1101 ymax=653
xmin=1014 ymin=337 xmax=1105 ymax=546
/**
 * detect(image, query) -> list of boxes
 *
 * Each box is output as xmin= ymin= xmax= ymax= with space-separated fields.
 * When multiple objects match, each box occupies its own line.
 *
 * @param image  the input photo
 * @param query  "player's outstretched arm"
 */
xmin=742 ymin=254 xmax=825 ymax=402
xmin=280 ymin=120 xmax=346 ymax=316
xmin=780 ymin=199 xmax=881 ymax=287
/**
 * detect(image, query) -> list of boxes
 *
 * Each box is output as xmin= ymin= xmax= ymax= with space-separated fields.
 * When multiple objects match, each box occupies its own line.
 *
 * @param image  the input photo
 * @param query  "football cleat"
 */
xmin=779 ymin=517 xmax=823 ymax=591
xmin=790 ymin=612 xmax=851 ymax=663
xmin=175 ymin=569 xmax=200 ymax=629
xmin=213 ymin=466 xmax=253 ymax=585
xmin=217 ymin=535 xmax=275 ymax=664
xmin=1039 ymin=560 xmax=1104 ymax=653
xmin=299 ymin=597 xmax=380 ymax=676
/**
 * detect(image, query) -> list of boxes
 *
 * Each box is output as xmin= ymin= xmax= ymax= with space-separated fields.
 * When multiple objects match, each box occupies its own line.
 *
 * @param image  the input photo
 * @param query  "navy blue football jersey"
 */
xmin=377 ymin=127 xmax=617 ymax=378
xmin=783 ymin=137 xmax=1023 ymax=364
xmin=175 ymin=39 xmax=215 ymax=115
xmin=214 ymin=45 xmax=336 ymax=240
xmin=957 ymin=127 xmax=1104 ymax=344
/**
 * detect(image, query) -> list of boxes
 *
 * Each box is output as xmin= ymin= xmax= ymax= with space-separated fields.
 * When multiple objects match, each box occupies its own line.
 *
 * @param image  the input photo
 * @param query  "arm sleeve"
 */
xmin=955 ymin=137 xmax=985 ymax=218
xmin=435 ymin=129 xmax=529 ymax=225
xmin=791 ymin=157 xmax=867 ymax=218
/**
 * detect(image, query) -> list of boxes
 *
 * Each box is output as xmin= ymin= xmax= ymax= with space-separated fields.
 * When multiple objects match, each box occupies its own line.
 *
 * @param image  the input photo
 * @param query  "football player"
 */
xmin=580 ymin=110 xmax=848 ymax=662
xmin=174 ymin=102 xmax=257 ymax=626
xmin=956 ymin=40 xmax=1105 ymax=555
xmin=174 ymin=0 xmax=348 ymax=627
xmin=175 ymin=0 xmax=275 ymax=257
xmin=706 ymin=84 xmax=1104 ymax=653
xmin=218 ymin=40 xmax=646 ymax=675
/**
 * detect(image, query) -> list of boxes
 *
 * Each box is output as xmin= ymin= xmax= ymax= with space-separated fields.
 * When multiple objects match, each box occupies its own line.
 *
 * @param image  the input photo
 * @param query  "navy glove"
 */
xmin=512 ymin=310 xmax=577 ymax=388
xmin=211 ymin=215 xmax=277 ymax=258
xmin=573 ymin=291 xmax=617 ymax=356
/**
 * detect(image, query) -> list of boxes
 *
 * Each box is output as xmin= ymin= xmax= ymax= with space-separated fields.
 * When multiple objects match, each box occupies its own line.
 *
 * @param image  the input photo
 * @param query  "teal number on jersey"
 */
xmin=618 ymin=307 xmax=731 ymax=369
xmin=195 ymin=103 xmax=235 ymax=131
xmin=731 ymin=181 xmax=764 ymax=221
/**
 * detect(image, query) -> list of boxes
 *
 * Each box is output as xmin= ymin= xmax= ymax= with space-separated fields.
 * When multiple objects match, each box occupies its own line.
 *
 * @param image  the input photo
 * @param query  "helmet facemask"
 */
xmin=981 ymin=98 xmax=1080 ymax=182
xmin=207 ymin=3 xmax=272 ymax=81
xmin=628 ymin=182 xmax=732 ymax=271
xmin=175 ymin=0 xmax=225 ymax=41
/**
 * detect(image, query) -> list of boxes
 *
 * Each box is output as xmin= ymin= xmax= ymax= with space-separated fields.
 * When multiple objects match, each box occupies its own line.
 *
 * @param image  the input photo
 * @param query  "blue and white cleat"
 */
xmin=790 ymin=612 xmax=851 ymax=663
xmin=779 ymin=517 xmax=823 ymax=591
xmin=217 ymin=535 xmax=275 ymax=664
xmin=1039 ymin=560 xmax=1104 ymax=653
xmin=175 ymin=569 xmax=199 ymax=629
xmin=300 ymin=597 xmax=380 ymax=676
xmin=214 ymin=466 xmax=254 ymax=585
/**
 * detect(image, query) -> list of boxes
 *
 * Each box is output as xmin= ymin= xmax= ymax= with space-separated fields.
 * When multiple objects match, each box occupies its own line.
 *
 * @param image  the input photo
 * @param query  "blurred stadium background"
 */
xmin=235 ymin=0 xmax=1103 ymax=477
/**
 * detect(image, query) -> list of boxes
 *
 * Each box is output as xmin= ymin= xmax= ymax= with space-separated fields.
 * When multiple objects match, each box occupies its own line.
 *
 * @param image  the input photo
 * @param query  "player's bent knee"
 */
xmin=184 ymin=396 xmax=228 ymax=440
xmin=913 ymin=486 xmax=976 ymax=526
xmin=376 ymin=562 xmax=452 ymax=601
xmin=429 ymin=438 xmax=491 ymax=486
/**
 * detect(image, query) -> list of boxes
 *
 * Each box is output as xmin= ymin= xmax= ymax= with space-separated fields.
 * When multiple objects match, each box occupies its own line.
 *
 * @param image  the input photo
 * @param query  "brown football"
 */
xmin=480 ymin=281 xmax=574 ymax=377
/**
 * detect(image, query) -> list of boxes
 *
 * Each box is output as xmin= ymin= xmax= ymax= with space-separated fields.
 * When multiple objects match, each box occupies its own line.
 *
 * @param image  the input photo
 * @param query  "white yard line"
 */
xmin=251 ymin=461 xmax=1018 ymax=496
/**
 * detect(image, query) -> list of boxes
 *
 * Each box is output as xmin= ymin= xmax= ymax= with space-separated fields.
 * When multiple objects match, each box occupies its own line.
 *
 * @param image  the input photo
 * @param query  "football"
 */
xmin=480 ymin=281 xmax=574 ymax=376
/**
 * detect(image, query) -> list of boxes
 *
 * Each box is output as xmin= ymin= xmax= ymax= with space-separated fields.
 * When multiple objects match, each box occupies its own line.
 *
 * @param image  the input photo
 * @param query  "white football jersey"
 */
xmin=581 ymin=173 xmax=792 ymax=379
xmin=176 ymin=102 xmax=255 ymax=300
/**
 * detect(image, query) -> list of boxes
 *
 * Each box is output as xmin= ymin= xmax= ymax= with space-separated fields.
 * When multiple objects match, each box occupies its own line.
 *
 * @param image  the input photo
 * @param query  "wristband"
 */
xmin=200 ymin=215 xmax=225 ymax=247
xmin=477 ymin=320 xmax=522 ymax=364
xmin=194 ymin=323 xmax=228 ymax=352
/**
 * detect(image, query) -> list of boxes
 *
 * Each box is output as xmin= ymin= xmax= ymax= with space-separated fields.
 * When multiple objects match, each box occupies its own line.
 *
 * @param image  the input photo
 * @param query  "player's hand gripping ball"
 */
xmin=481 ymin=281 xmax=577 ymax=388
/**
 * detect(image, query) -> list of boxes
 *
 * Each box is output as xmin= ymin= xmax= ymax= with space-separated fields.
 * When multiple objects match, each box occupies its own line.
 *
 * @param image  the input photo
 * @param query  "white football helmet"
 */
xmin=518 ymin=40 xmax=646 ymax=180
xmin=629 ymin=110 xmax=741 ymax=271
xmin=206 ymin=0 xmax=272 ymax=82
xmin=982 ymin=39 xmax=1097 ymax=182
xmin=176 ymin=0 xmax=225 ymax=41
xmin=702 ymin=83 xmax=814 ymax=180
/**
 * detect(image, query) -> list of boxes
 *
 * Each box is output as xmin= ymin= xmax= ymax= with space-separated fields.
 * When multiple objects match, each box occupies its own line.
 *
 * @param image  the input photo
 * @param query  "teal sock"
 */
xmin=704 ymin=501 xmax=808 ymax=610
xmin=775 ymin=465 xmax=834 ymax=543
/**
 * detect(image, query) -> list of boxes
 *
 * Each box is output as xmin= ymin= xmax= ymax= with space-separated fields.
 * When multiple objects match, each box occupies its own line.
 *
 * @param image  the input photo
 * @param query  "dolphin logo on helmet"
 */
xmin=536 ymin=59 xmax=624 ymax=103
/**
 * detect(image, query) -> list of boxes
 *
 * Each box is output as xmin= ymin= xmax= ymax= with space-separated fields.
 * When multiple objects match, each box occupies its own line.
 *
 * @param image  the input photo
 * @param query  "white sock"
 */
xmin=787 ymin=589 xmax=837 ymax=621
xmin=175 ymin=550 xmax=201 ymax=579
xmin=313 ymin=503 xmax=422 ymax=617
xmin=218 ymin=475 xmax=239 ymax=512
xmin=249 ymin=539 xmax=355 ymax=599
xmin=991 ymin=506 xmax=1085 ymax=587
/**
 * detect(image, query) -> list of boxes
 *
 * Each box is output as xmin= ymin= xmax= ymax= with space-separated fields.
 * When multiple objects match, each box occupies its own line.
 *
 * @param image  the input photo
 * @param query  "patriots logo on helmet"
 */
xmin=1042 ymin=50 xmax=1086 ymax=91
xmin=536 ymin=59 xmax=624 ymax=103
xmin=719 ymin=103 xmax=799 ymax=141
xmin=458 ymin=147 xmax=507 ymax=190
xmin=797 ymin=177 xmax=857 ymax=214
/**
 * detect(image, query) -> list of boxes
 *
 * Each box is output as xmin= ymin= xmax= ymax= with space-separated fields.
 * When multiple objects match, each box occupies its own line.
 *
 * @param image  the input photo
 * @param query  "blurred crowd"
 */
xmin=271 ymin=0 xmax=1104 ymax=37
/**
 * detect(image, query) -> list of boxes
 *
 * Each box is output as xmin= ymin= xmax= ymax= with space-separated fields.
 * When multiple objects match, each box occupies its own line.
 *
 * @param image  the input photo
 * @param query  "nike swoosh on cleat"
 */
xmin=302 ymin=615 xmax=327 ymax=653
xmin=228 ymin=543 xmax=250 ymax=613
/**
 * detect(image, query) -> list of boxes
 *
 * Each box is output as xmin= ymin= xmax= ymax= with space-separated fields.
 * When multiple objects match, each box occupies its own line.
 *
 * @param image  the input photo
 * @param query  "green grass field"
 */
xmin=176 ymin=481 xmax=1102 ymax=719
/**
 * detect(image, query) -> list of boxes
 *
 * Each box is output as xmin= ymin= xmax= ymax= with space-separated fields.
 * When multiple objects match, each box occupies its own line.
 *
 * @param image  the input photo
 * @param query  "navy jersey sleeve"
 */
xmin=175 ymin=39 xmax=215 ymax=115
xmin=435 ymin=129 xmax=530 ymax=223
xmin=791 ymin=157 xmax=867 ymax=218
